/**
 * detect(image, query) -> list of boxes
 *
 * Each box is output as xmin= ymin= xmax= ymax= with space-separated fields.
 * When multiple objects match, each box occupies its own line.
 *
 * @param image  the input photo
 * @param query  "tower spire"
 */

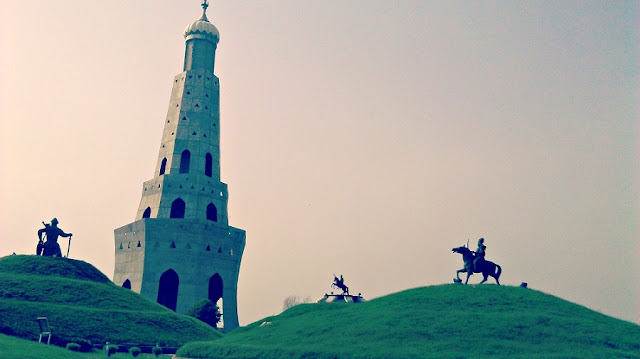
xmin=200 ymin=0 xmax=209 ymax=22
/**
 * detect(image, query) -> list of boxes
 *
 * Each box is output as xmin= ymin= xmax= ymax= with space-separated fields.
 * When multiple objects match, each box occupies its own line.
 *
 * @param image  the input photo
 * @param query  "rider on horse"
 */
xmin=473 ymin=237 xmax=486 ymax=272
xmin=452 ymin=238 xmax=501 ymax=285
xmin=332 ymin=274 xmax=349 ymax=294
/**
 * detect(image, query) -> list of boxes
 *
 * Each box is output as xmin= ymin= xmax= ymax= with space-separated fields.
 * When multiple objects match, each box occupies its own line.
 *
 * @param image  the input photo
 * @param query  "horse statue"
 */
xmin=452 ymin=245 xmax=502 ymax=285
xmin=331 ymin=274 xmax=349 ymax=294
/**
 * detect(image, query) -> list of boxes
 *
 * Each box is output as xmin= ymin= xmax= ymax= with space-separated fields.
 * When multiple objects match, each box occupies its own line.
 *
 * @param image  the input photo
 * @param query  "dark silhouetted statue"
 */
xmin=473 ymin=237 xmax=486 ymax=273
xmin=37 ymin=218 xmax=72 ymax=257
xmin=452 ymin=238 xmax=501 ymax=285
xmin=331 ymin=274 xmax=349 ymax=294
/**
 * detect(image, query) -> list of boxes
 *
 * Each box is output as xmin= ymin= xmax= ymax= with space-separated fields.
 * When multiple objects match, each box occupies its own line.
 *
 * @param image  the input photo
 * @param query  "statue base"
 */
xmin=317 ymin=293 xmax=366 ymax=303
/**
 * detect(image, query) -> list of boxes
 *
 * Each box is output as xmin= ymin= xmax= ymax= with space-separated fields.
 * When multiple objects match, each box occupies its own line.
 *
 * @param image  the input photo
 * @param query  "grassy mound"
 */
xmin=0 ymin=333 xmax=94 ymax=359
xmin=0 ymin=333 xmax=173 ymax=359
xmin=0 ymin=255 xmax=221 ymax=348
xmin=178 ymin=285 xmax=640 ymax=359
xmin=0 ymin=255 xmax=110 ymax=283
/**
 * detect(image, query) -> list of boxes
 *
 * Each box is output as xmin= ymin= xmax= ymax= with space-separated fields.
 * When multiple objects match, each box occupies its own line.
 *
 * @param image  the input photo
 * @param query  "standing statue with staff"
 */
xmin=37 ymin=218 xmax=73 ymax=257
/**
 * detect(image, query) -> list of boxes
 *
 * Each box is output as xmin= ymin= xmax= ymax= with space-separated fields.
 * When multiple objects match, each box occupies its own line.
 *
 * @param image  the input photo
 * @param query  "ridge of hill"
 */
xmin=177 ymin=285 xmax=640 ymax=359
xmin=0 ymin=255 xmax=110 ymax=283
xmin=0 ymin=255 xmax=221 ymax=348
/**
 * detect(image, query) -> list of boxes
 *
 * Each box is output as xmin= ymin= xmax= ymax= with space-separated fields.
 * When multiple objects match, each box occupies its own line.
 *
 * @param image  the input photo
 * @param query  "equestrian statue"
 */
xmin=331 ymin=274 xmax=349 ymax=294
xmin=452 ymin=237 xmax=501 ymax=285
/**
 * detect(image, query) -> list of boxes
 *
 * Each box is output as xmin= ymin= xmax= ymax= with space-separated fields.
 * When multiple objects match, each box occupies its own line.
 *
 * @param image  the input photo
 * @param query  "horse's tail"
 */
xmin=495 ymin=264 xmax=502 ymax=279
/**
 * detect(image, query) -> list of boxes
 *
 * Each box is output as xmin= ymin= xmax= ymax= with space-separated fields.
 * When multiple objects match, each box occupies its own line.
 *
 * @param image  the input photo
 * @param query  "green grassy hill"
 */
xmin=0 ymin=255 xmax=221 ymax=348
xmin=0 ymin=333 xmax=98 ymax=359
xmin=0 ymin=333 xmax=173 ymax=359
xmin=178 ymin=285 xmax=640 ymax=359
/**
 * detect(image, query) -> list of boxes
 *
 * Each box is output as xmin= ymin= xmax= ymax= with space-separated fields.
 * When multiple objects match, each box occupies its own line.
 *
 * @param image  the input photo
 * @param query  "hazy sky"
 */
xmin=1 ymin=1 xmax=638 ymax=326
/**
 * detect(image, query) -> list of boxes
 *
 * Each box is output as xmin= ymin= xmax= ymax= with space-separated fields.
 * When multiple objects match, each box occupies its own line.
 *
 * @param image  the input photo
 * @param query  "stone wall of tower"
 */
xmin=114 ymin=219 xmax=245 ymax=329
xmin=134 ymin=68 xmax=222 ymax=221
xmin=184 ymin=38 xmax=217 ymax=72
xmin=158 ymin=69 xmax=221 ymax=181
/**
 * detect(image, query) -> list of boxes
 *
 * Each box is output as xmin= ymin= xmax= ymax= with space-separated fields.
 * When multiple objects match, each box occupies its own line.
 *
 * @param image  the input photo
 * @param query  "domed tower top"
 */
xmin=183 ymin=0 xmax=219 ymax=72
xmin=184 ymin=0 xmax=220 ymax=43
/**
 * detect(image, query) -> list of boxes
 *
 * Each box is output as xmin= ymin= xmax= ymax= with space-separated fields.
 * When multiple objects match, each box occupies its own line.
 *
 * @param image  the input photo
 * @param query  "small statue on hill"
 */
xmin=452 ymin=238 xmax=501 ymax=285
xmin=37 ymin=218 xmax=72 ymax=257
xmin=331 ymin=274 xmax=349 ymax=294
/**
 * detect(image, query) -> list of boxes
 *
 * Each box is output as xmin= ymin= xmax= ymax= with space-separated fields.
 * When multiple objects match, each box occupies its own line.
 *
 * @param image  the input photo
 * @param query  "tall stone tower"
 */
xmin=113 ymin=1 xmax=245 ymax=332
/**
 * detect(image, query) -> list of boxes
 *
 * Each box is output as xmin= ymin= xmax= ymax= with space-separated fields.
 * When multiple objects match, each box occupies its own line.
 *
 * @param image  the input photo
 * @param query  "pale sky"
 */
xmin=1 ymin=1 xmax=638 ymax=325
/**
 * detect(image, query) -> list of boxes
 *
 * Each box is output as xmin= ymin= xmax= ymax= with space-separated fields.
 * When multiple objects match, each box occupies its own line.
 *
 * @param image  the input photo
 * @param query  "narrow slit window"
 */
xmin=205 ymin=153 xmax=213 ymax=177
xmin=179 ymin=150 xmax=191 ymax=173
xmin=159 ymin=158 xmax=167 ymax=176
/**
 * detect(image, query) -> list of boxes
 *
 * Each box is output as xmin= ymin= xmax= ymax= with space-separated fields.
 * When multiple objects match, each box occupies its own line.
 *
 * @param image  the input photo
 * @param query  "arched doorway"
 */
xmin=208 ymin=273 xmax=223 ymax=305
xmin=157 ymin=269 xmax=179 ymax=311
xmin=122 ymin=279 xmax=131 ymax=289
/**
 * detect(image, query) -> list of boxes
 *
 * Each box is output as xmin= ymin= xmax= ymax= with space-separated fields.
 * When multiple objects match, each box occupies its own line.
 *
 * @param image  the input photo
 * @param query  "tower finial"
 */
xmin=200 ymin=0 xmax=209 ymax=22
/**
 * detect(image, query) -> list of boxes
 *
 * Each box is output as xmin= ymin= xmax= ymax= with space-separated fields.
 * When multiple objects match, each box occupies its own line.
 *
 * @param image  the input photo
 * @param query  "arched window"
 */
xmin=179 ymin=150 xmax=191 ymax=173
xmin=206 ymin=203 xmax=217 ymax=222
xmin=142 ymin=207 xmax=151 ymax=218
xmin=170 ymin=198 xmax=186 ymax=218
xmin=205 ymin=153 xmax=213 ymax=177
xmin=122 ymin=279 xmax=131 ymax=289
xmin=208 ymin=273 xmax=223 ymax=305
xmin=157 ymin=269 xmax=179 ymax=311
xmin=159 ymin=158 xmax=167 ymax=176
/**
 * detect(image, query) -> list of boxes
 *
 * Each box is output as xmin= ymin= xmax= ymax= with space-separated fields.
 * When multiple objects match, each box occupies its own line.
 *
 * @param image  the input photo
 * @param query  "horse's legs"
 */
xmin=456 ymin=268 xmax=466 ymax=281
xmin=464 ymin=271 xmax=472 ymax=284
xmin=479 ymin=274 xmax=488 ymax=284
xmin=493 ymin=267 xmax=501 ymax=285
xmin=487 ymin=264 xmax=501 ymax=285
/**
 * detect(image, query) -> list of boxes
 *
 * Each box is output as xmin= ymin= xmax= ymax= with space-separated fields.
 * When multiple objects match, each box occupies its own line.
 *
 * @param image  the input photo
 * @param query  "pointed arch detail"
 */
xmin=206 ymin=203 xmax=217 ymax=222
xmin=159 ymin=158 xmax=167 ymax=176
xmin=157 ymin=269 xmax=179 ymax=311
xmin=179 ymin=150 xmax=191 ymax=173
xmin=208 ymin=273 xmax=223 ymax=305
xmin=170 ymin=198 xmax=186 ymax=218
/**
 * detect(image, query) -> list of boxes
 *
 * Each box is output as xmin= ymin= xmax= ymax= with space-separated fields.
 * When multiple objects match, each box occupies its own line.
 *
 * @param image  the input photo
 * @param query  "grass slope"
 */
xmin=0 ymin=255 xmax=221 ymax=347
xmin=178 ymin=285 xmax=640 ymax=359
xmin=0 ymin=334 xmax=173 ymax=359
xmin=0 ymin=333 xmax=98 ymax=359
